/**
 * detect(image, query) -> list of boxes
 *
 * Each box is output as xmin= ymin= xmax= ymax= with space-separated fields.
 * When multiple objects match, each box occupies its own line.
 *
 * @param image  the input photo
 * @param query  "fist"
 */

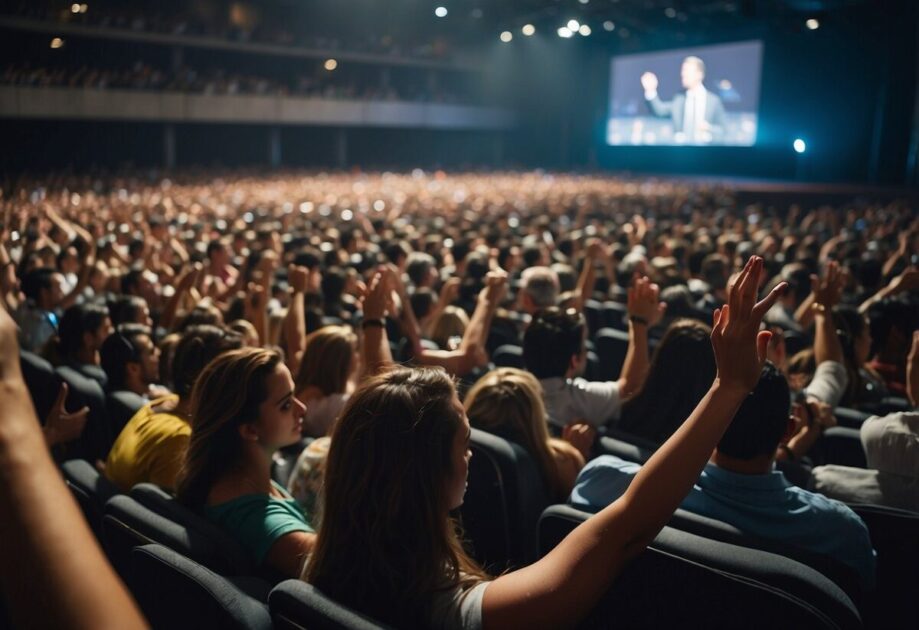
xmin=641 ymin=72 xmax=658 ymax=93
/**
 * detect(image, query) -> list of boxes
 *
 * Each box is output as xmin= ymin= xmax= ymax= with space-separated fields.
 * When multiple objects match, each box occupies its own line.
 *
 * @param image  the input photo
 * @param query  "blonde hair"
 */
xmin=464 ymin=368 xmax=564 ymax=500
xmin=430 ymin=306 xmax=469 ymax=349
xmin=294 ymin=325 xmax=357 ymax=396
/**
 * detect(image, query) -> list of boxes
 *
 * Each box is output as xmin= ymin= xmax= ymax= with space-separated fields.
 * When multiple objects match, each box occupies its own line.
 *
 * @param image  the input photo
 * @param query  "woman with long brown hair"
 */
xmin=176 ymin=346 xmax=315 ymax=578
xmin=304 ymin=256 xmax=785 ymax=628
xmin=293 ymin=325 xmax=359 ymax=438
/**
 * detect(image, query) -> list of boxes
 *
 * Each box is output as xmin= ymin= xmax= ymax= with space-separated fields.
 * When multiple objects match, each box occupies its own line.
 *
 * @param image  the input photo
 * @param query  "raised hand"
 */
xmin=810 ymin=260 xmax=845 ymax=309
xmin=287 ymin=264 xmax=310 ymax=294
xmin=44 ymin=382 xmax=89 ymax=446
xmin=361 ymin=269 xmax=392 ymax=321
xmin=562 ymin=421 xmax=597 ymax=461
xmin=710 ymin=256 xmax=787 ymax=393
xmin=479 ymin=269 xmax=508 ymax=306
xmin=627 ymin=276 xmax=666 ymax=327
xmin=640 ymin=72 xmax=658 ymax=93
xmin=439 ymin=277 xmax=461 ymax=304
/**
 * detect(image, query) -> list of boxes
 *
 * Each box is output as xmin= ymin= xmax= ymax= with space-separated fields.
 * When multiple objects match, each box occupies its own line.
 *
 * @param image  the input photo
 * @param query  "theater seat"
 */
xmin=491 ymin=344 xmax=524 ymax=369
xmin=593 ymin=328 xmax=629 ymax=381
xmin=55 ymin=365 xmax=112 ymax=462
xmin=129 ymin=483 xmax=256 ymax=578
xmin=848 ymin=504 xmax=919 ymax=626
xmin=106 ymin=390 xmax=147 ymax=440
xmin=459 ymin=428 xmax=550 ymax=572
xmin=131 ymin=544 xmax=272 ymax=630
xmin=61 ymin=458 xmax=119 ymax=539
xmin=269 ymin=580 xmax=389 ymax=630
xmin=20 ymin=350 xmax=60 ymax=425
xmin=596 ymin=429 xmax=658 ymax=463
xmin=813 ymin=427 xmax=867 ymax=468
xmin=538 ymin=505 xmax=861 ymax=629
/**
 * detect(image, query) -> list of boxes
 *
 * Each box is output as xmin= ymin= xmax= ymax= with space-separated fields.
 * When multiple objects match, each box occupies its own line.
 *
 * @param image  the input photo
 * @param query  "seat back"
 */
xmin=849 ymin=503 xmax=919 ymax=625
xmin=594 ymin=328 xmax=630 ymax=381
xmin=20 ymin=350 xmax=60 ymax=424
xmin=269 ymin=580 xmax=390 ymax=630
xmin=597 ymin=429 xmax=658 ymax=464
xmin=105 ymin=390 xmax=147 ymax=440
xmin=131 ymin=544 xmax=272 ymax=630
xmin=61 ymin=458 xmax=120 ymax=538
xmin=459 ymin=428 xmax=550 ymax=572
xmin=129 ymin=483 xmax=255 ymax=577
xmin=55 ymin=365 xmax=112 ymax=461
xmin=538 ymin=505 xmax=861 ymax=629
xmin=600 ymin=301 xmax=629 ymax=331
xmin=813 ymin=427 xmax=867 ymax=468
xmin=491 ymin=344 xmax=524 ymax=369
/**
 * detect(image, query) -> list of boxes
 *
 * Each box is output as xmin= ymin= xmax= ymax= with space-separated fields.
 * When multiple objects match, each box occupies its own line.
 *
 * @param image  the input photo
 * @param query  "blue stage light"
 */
xmin=793 ymin=138 xmax=806 ymax=154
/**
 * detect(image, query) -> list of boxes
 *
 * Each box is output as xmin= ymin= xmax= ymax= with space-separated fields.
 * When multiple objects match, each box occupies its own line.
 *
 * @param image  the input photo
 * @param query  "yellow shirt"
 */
xmin=105 ymin=395 xmax=190 ymax=493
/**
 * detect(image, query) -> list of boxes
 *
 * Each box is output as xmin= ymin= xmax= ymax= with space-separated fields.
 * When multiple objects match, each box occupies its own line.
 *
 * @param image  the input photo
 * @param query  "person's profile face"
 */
xmin=681 ymin=60 xmax=704 ymax=90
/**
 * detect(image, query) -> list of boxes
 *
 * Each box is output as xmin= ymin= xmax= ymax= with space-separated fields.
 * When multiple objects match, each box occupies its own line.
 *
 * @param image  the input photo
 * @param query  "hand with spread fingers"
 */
xmin=810 ymin=260 xmax=845 ymax=309
xmin=44 ymin=382 xmax=90 ymax=447
xmin=627 ymin=275 xmax=666 ymax=327
xmin=710 ymin=256 xmax=787 ymax=394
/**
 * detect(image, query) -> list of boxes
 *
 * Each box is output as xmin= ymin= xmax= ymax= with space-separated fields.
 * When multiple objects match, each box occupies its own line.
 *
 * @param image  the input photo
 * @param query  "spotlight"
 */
xmin=805 ymin=18 xmax=819 ymax=30
xmin=579 ymin=0 xmax=590 ymax=4
xmin=522 ymin=24 xmax=535 ymax=36
xmin=603 ymin=20 xmax=615 ymax=31
xmin=567 ymin=19 xmax=580 ymax=31
xmin=665 ymin=7 xmax=677 ymax=18
xmin=324 ymin=58 xmax=338 ymax=71
xmin=435 ymin=7 xmax=448 ymax=18
xmin=50 ymin=37 xmax=65 ymax=49
xmin=793 ymin=138 xmax=806 ymax=154
xmin=71 ymin=3 xmax=80 ymax=13
xmin=557 ymin=27 xmax=573 ymax=38
xmin=579 ymin=24 xmax=591 ymax=36
xmin=500 ymin=30 xmax=513 ymax=43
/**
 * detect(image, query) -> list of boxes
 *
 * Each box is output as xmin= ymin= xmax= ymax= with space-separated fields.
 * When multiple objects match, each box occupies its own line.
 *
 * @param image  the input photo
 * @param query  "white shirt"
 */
xmin=540 ymin=376 xmax=622 ymax=429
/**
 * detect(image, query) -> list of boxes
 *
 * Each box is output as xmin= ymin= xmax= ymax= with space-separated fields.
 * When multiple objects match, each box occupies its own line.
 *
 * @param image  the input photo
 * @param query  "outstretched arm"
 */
xmin=617 ymin=276 xmax=665 ymax=400
xmin=0 ymin=307 xmax=147 ymax=629
xmin=482 ymin=257 xmax=785 ymax=630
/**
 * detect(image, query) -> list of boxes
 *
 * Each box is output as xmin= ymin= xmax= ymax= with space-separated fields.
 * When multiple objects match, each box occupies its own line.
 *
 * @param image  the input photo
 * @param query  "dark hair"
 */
xmin=176 ymin=348 xmax=282 ymax=508
xmin=716 ymin=362 xmax=790 ymax=460
xmin=100 ymin=324 xmax=152 ymax=391
xmin=21 ymin=268 xmax=57 ymax=302
xmin=867 ymin=297 xmax=917 ymax=357
xmin=57 ymin=303 xmax=110 ymax=360
xmin=110 ymin=295 xmax=149 ymax=326
xmin=171 ymin=325 xmax=244 ymax=397
xmin=619 ymin=320 xmax=716 ymax=444
xmin=121 ymin=268 xmax=145 ymax=295
xmin=410 ymin=288 xmax=436 ymax=321
xmin=523 ymin=308 xmax=585 ymax=379
xmin=406 ymin=253 xmax=434 ymax=287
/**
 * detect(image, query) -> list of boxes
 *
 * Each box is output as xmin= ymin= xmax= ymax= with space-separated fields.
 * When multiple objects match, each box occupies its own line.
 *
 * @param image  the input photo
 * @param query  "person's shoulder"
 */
xmin=787 ymin=484 xmax=866 ymax=528
xmin=581 ymin=454 xmax=640 ymax=475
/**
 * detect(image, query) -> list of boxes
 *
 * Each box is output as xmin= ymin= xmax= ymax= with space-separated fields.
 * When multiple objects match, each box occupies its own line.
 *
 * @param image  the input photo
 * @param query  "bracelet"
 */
xmin=361 ymin=318 xmax=385 ymax=329
xmin=778 ymin=444 xmax=796 ymax=461
xmin=629 ymin=315 xmax=649 ymax=326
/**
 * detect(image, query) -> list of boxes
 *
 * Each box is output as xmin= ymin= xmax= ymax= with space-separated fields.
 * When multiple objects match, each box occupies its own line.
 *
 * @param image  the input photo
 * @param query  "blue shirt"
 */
xmin=570 ymin=456 xmax=876 ymax=588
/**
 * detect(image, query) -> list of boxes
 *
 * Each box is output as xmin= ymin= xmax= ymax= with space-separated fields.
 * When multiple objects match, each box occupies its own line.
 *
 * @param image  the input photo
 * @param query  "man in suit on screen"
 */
xmin=640 ymin=56 xmax=726 ymax=144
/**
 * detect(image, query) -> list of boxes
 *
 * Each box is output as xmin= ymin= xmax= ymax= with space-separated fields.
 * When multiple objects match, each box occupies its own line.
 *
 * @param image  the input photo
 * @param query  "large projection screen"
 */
xmin=607 ymin=40 xmax=763 ymax=147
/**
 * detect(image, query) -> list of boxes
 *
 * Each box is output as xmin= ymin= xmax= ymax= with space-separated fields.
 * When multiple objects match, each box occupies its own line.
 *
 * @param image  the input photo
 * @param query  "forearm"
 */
xmin=361 ymin=326 xmax=392 ymax=378
xmin=813 ymin=311 xmax=843 ymax=365
xmin=617 ymin=321 xmax=650 ymax=399
xmin=284 ymin=291 xmax=307 ymax=374
xmin=459 ymin=299 xmax=495 ymax=353
xmin=0 ymin=381 xmax=146 ymax=629
xmin=794 ymin=292 xmax=816 ymax=329
xmin=778 ymin=425 xmax=822 ymax=461
xmin=575 ymin=256 xmax=597 ymax=311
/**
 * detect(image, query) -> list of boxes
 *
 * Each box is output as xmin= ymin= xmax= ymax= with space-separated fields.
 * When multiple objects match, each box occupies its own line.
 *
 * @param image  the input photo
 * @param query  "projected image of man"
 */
xmin=641 ymin=56 xmax=726 ymax=144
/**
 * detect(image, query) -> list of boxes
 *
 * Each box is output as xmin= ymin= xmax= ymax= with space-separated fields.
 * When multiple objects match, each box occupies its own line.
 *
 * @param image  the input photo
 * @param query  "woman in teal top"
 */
xmin=177 ymin=347 xmax=316 ymax=578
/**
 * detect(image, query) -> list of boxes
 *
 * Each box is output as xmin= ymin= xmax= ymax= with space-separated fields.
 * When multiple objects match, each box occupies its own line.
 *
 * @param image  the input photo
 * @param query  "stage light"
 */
xmin=603 ymin=21 xmax=615 ymax=31
xmin=557 ymin=27 xmax=573 ymax=38
xmin=80 ymin=3 xmax=88 ymax=12
xmin=665 ymin=7 xmax=677 ymax=18
xmin=71 ymin=3 xmax=80 ymax=12
xmin=435 ymin=7 xmax=447 ymax=18
xmin=578 ymin=0 xmax=590 ymax=4
xmin=522 ymin=24 xmax=535 ymax=36
xmin=50 ymin=37 xmax=65 ymax=49
xmin=324 ymin=58 xmax=338 ymax=71
xmin=579 ymin=24 xmax=591 ymax=36
xmin=567 ymin=19 xmax=580 ymax=31
xmin=806 ymin=18 xmax=819 ymax=30
xmin=793 ymin=138 xmax=806 ymax=153
xmin=500 ymin=30 xmax=513 ymax=42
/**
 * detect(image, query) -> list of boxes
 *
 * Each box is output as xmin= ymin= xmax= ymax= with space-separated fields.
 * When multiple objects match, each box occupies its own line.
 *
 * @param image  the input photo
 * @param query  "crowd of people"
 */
xmin=0 ymin=170 xmax=917 ymax=627
xmin=1 ymin=60 xmax=467 ymax=103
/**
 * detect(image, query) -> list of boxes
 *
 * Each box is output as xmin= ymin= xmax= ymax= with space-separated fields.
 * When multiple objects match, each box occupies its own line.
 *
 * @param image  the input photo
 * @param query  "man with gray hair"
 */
xmin=518 ymin=266 xmax=560 ymax=315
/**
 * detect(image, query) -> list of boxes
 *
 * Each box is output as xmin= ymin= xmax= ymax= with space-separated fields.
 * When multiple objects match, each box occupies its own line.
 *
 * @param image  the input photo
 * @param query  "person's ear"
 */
xmin=238 ymin=423 xmax=260 ymax=443
xmin=126 ymin=361 xmax=140 ymax=379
